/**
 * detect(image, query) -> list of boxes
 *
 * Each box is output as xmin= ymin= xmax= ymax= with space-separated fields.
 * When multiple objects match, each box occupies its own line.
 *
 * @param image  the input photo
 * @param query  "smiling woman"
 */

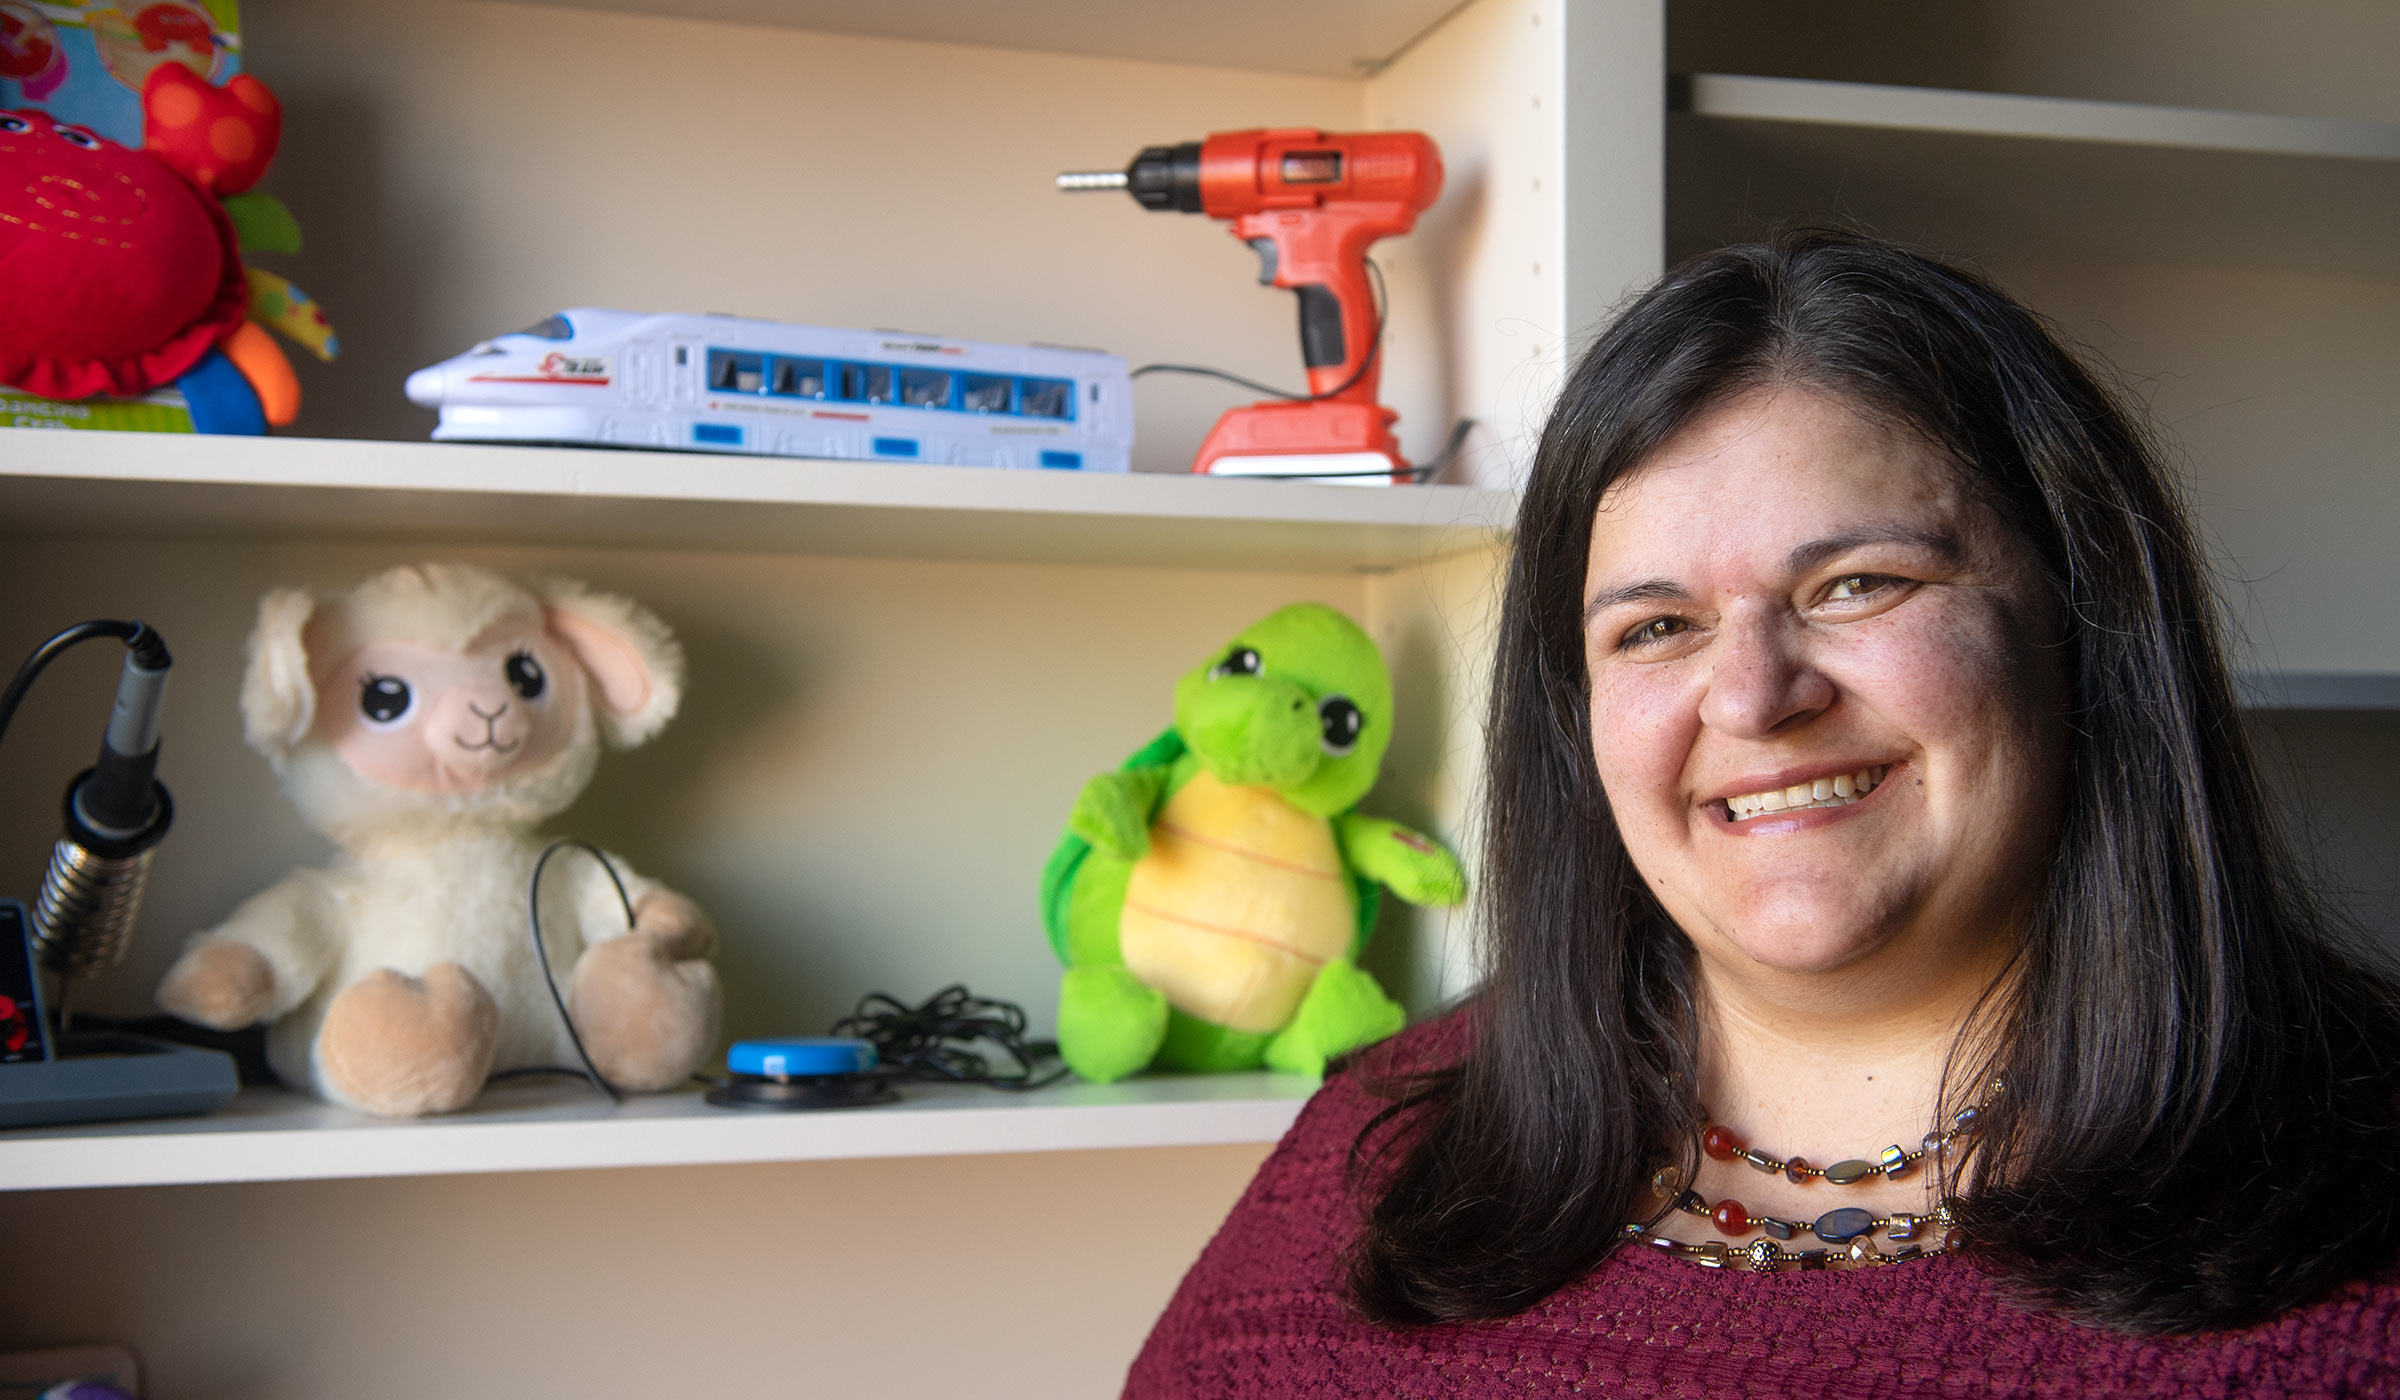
xmin=1126 ymin=231 xmax=2400 ymax=1397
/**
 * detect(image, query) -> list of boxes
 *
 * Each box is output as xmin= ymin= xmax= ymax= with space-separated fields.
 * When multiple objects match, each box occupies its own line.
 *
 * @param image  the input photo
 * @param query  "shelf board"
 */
xmin=0 ymin=1071 xmax=1315 ymax=1192
xmin=1669 ymin=74 xmax=2400 ymax=278
xmin=0 ymin=431 xmax=1514 ymax=572
xmin=1674 ymin=74 xmax=2400 ymax=163
xmin=510 ymin=0 xmax=1467 ymax=78
xmin=2238 ymin=671 xmax=2400 ymax=711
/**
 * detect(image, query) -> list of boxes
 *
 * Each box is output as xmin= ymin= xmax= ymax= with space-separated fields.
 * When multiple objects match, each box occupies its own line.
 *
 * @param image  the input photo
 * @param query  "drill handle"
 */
xmin=1234 ymin=205 xmax=1407 ymax=404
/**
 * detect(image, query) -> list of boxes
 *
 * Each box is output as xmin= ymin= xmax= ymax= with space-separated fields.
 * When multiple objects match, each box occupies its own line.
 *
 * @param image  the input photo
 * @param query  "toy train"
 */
xmin=405 ymin=309 xmax=1132 ymax=471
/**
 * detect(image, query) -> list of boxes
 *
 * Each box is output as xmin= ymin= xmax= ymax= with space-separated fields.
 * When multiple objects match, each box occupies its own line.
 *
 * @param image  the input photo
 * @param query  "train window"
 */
xmin=515 ymin=314 xmax=574 ymax=340
xmin=962 ymin=374 xmax=1012 ymax=414
xmin=1019 ymin=377 xmax=1073 ymax=419
xmin=839 ymin=363 xmax=893 ymax=404
xmin=772 ymin=358 xmax=826 ymax=398
xmin=900 ymin=369 xmax=952 ymax=409
xmin=709 ymin=351 xmax=765 ymax=393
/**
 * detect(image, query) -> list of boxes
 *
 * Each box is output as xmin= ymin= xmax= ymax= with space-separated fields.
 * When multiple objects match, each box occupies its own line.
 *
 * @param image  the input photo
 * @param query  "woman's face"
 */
xmin=1581 ymin=387 xmax=2068 ymax=994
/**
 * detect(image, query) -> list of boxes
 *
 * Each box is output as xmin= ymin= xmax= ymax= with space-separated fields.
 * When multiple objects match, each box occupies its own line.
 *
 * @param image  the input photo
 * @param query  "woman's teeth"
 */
xmin=1723 ymin=766 xmax=1889 ymax=822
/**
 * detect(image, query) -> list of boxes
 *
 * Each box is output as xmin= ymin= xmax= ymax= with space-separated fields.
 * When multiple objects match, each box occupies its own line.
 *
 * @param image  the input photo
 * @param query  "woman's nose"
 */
xmin=1695 ymin=608 xmax=1835 ymax=738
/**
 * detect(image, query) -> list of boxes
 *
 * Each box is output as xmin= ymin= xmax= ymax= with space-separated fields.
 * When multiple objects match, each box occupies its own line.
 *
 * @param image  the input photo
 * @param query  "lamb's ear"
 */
xmin=539 ymin=577 xmax=685 ymax=749
xmin=241 ymin=587 xmax=319 ymax=758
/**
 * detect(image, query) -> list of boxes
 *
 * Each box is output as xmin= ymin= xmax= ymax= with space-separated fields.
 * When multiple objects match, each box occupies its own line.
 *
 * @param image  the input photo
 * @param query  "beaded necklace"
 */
xmin=1627 ymin=1080 xmax=2001 ymax=1273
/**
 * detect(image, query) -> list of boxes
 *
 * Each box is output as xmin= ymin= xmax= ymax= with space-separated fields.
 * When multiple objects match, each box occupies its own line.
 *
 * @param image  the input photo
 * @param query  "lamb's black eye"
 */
xmin=360 ymin=675 xmax=412 ymax=725
xmin=1209 ymin=647 xmax=1262 ymax=680
xmin=1318 ymin=695 xmax=1363 ymax=756
xmin=504 ymin=650 xmax=546 ymax=700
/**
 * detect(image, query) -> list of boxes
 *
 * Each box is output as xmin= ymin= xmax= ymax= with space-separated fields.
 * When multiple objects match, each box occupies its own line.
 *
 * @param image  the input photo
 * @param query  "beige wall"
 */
xmin=246 ymin=0 xmax=1368 ymax=470
xmin=0 ymin=1144 xmax=1275 ymax=1399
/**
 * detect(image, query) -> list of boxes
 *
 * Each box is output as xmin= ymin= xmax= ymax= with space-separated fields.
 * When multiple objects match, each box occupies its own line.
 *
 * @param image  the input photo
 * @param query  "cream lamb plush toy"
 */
xmin=156 ymin=563 xmax=720 ymax=1117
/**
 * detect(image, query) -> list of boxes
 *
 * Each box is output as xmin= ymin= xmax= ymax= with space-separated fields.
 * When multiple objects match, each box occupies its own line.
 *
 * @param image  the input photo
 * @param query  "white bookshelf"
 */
xmin=514 ymin=0 xmax=1472 ymax=78
xmin=2238 ymin=673 xmax=2400 ymax=713
xmin=1676 ymin=72 xmax=2400 ymax=161
xmin=0 ymin=1071 xmax=1315 ymax=1193
xmin=0 ymin=0 xmax=1651 ymax=1384
xmin=1670 ymin=73 xmax=2400 ymax=279
xmin=0 ymin=430 xmax=1517 ymax=571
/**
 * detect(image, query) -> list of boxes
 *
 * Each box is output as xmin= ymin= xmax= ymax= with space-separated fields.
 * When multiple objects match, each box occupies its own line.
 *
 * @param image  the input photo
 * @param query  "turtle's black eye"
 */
xmin=1318 ymin=695 xmax=1363 ymax=756
xmin=0 ymin=116 xmax=29 ymax=134
xmin=360 ymin=675 xmax=413 ymax=725
xmin=53 ymin=126 xmax=98 ymax=149
xmin=504 ymin=649 xmax=546 ymax=700
xmin=1209 ymin=646 xmax=1262 ymax=680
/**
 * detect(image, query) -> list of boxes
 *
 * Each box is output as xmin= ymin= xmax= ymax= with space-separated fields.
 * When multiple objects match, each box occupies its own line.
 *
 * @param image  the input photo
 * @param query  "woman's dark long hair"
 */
xmin=1349 ymin=229 xmax=2400 ymax=1334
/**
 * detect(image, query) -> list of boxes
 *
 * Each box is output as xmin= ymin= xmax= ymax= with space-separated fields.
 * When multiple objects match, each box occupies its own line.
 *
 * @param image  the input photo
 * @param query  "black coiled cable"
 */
xmin=832 ymin=985 xmax=1067 ymax=1091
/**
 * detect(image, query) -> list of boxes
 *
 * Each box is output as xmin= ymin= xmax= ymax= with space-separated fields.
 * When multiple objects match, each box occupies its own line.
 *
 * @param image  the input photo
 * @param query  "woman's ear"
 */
xmin=537 ymin=577 xmax=685 ymax=749
xmin=241 ymin=587 xmax=320 ymax=758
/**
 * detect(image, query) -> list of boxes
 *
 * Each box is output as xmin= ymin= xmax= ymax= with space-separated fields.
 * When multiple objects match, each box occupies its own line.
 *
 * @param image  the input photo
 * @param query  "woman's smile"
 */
xmin=1710 ymin=761 xmax=1892 ymax=825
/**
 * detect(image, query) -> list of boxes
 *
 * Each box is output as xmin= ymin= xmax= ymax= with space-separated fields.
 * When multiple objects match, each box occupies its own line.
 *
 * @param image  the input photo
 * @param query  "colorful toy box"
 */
xmin=3 ymin=1 xmax=261 ymax=434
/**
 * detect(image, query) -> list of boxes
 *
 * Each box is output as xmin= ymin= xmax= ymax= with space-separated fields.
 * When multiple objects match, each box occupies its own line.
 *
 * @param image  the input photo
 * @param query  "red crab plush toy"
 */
xmin=0 ymin=63 xmax=315 ymax=431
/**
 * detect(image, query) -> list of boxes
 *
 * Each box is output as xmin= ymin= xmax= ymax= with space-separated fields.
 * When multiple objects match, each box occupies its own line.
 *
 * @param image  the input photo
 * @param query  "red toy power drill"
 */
xmin=1059 ymin=129 xmax=1443 ymax=481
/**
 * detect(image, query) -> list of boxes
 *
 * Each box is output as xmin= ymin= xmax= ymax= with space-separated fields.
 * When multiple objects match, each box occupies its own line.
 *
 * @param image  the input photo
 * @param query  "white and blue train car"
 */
xmin=404 ymin=309 xmax=1133 ymax=471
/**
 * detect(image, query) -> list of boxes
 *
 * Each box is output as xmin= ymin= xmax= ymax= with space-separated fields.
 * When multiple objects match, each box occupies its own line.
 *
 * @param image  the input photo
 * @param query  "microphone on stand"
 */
xmin=2 ymin=623 xmax=175 ymax=1021
xmin=0 ymin=618 xmax=236 ymax=1130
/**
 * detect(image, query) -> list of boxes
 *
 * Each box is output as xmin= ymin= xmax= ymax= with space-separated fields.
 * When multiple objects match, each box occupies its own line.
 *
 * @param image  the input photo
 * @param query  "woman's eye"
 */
xmin=1824 ymin=574 xmax=1901 ymax=603
xmin=1621 ymin=617 xmax=1690 ymax=651
xmin=359 ymin=675 xmax=413 ymax=725
xmin=504 ymin=649 xmax=547 ymax=700
xmin=1209 ymin=646 xmax=1262 ymax=680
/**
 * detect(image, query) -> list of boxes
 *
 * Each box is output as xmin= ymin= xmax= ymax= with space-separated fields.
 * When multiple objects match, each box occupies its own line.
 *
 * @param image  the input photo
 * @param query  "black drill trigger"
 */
xmin=1246 ymin=237 xmax=1279 ymax=286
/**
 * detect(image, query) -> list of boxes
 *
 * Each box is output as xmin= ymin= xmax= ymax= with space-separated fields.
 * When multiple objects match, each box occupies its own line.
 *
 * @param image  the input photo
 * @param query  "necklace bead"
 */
xmin=1812 ymin=1207 xmax=1877 ymax=1242
xmin=1697 ymin=1079 xmax=2003 ymax=1187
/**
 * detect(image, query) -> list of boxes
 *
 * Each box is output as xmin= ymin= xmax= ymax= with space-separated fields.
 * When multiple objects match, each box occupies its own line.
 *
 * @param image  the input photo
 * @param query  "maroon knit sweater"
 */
xmin=1128 ymin=1024 xmax=2400 ymax=1398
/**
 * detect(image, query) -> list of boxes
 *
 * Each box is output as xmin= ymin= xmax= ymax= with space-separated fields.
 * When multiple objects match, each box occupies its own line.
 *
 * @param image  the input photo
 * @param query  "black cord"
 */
xmin=0 ymin=620 xmax=160 ymax=747
xmin=520 ymin=837 xmax=637 ymax=1102
xmin=830 ymin=985 xmax=1068 ymax=1091
xmin=1131 ymin=259 xmax=1389 ymax=403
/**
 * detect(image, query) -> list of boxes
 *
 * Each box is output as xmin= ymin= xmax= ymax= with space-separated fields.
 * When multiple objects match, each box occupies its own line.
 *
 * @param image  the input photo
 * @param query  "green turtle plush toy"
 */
xmin=1040 ymin=602 xmax=1466 ymax=1083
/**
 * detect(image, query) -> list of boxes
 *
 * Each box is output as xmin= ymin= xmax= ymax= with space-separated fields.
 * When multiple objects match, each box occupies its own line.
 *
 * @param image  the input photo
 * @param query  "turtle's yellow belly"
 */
xmin=1119 ymin=772 xmax=1354 ymax=1034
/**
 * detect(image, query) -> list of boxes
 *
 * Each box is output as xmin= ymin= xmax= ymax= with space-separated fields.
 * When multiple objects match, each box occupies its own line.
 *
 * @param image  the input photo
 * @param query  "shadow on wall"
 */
xmin=563 ymin=610 xmax=837 ymax=1042
xmin=253 ymin=85 xmax=447 ymax=443
xmin=2245 ymin=709 xmax=2400 ymax=965
xmin=1401 ymin=147 xmax=1484 ymax=484
xmin=1359 ymin=597 xmax=1462 ymax=1015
